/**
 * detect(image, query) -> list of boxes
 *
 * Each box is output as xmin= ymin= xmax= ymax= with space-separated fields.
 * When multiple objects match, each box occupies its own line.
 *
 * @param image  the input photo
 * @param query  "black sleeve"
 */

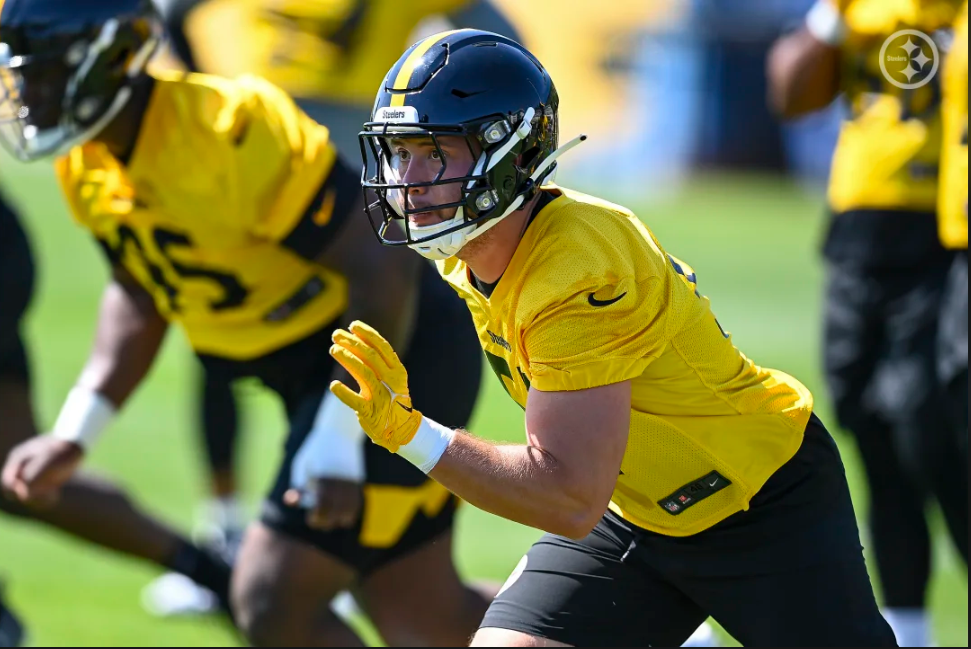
xmin=280 ymin=154 xmax=361 ymax=262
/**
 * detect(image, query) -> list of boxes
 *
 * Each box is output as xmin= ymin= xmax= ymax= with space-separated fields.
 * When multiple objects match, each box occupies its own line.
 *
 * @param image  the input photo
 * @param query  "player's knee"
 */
xmin=232 ymin=571 xmax=344 ymax=647
xmin=471 ymin=627 xmax=569 ymax=647
xmin=231 ymin=574 xmax=283 ymax=646
xmin=375 ymin=585 xmax=489 ymax=647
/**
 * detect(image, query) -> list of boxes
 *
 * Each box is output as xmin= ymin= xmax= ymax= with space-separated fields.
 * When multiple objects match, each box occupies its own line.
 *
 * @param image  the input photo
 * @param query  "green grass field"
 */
xmin=0 ymin=160 xmax=966 ymax=647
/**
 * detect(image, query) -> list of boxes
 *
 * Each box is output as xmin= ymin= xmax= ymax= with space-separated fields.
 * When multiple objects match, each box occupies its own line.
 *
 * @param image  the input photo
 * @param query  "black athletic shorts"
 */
xmin=481 ymin=415 xmax=897 ymax=647
xmin=0 ymin=195 xmax=34 ymax=383
xmin=199 ymin=263 xmax=482 ymax=576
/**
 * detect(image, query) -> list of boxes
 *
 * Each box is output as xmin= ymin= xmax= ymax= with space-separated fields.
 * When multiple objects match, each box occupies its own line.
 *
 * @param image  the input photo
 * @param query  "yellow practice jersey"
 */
xmin=939 ymin=1 xmax=968 ymax=248
xmin=187 ymin=0 xmax=471 ymax=105
xmin=56 ymin=70 xmax=350 ymax=360
xmin=829 ymin=0 xmax=964 ymax=213
xmin=438 ymin=187 xmax=814 ymax=537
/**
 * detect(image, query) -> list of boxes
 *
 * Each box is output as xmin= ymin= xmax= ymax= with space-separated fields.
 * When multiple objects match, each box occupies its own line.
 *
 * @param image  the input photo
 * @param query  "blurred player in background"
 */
xmin=769 ymin=1 xmax=968 ymax=645
xmin=0 ymin=0 xmax=490 ymax=645
xmin=140 ymin=3 xmax=519 ymax=606
xmin=938 ymin=1 xmax=967 ymax=446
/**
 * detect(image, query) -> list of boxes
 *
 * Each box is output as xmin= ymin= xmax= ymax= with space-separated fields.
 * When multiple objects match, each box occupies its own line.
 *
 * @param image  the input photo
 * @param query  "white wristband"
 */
xmin=290 ymin=392 xmax=366 ymax=507
xmin=51 ymin=388 xmax=117 ymax=451
xmin=806 ymin=0 xmax=848 ymax=46
xmin=398 ymin=417 xmax=455 ymax=474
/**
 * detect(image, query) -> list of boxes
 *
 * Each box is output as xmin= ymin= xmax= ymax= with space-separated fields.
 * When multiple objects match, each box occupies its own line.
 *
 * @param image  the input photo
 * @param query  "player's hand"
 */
xmin=1 ymin=436 xmax=84 ymax=508
xmin=329 ymin=321 xmax=423 ymax=453
xmin=284 ymin=478 xmax=363 ymax=531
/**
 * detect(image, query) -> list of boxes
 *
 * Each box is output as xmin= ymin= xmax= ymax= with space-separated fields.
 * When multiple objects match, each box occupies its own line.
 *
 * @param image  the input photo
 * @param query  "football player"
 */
xmin=769 ymin=2 xmax=968 ymax=645
xmin=146 ymin=0 xmax=520 ymax=581
xmin=938 ymin=1 xmax=968 ymax=445
xmin=0 ymin=1 xmax=488 ymax=646
xmin=327 ymin=29 xmax=897 ymax=647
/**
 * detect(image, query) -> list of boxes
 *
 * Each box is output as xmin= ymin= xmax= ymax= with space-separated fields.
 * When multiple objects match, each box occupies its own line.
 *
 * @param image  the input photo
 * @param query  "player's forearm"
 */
xmin=768 ymin=27 xmax=842 ymax=119
xmin=429 ymin=432 xmax=605 ymax=540
xmin=77 ymin=278 xmax=168 ymax=409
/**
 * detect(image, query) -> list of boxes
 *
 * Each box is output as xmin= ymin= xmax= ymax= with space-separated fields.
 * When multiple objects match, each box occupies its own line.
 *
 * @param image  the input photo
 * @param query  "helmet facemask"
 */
xmin=0 ymin=16 xmax=160 ymax=161
xmin=361 ymin=105 xmax=561 ymax=261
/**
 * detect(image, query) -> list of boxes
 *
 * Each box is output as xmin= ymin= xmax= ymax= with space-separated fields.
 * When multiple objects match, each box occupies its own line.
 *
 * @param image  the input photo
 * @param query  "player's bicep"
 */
xmin=524 ymin=383 xmax=631 ymax=519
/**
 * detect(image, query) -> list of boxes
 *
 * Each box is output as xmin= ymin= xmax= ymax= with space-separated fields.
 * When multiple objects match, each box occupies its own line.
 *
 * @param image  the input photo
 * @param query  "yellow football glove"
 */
xmin=329 ymin=321 xmax=423 ymax=453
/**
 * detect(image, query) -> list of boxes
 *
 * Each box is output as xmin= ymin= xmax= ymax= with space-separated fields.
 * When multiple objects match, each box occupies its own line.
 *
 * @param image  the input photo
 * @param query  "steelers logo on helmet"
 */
xmin=360 ymin=29 xmax=587 ymax=261
xmin=0 ymin=0 xmax=162 ymax=161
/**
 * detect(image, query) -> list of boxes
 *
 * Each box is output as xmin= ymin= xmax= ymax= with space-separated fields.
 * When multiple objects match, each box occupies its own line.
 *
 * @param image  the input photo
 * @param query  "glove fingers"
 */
xmin=348 ymin=321 xmax=403 ymax=374
xmin=333 ymin=329 xmax=394 ymax=377
xmin=330 ymin=345 xmax=381 ymax=395
xmin=329 ymin=379 xmax=369 ymax=414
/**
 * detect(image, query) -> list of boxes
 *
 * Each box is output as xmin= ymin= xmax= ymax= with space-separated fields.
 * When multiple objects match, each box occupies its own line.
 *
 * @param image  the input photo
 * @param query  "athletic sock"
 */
xmin=883 ymin=608 xmax=931 ymax=647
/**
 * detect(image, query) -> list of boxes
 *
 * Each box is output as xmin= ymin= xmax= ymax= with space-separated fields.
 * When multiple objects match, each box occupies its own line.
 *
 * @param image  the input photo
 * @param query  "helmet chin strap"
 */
xmin=408 ymin=133 xmax=588 ymax=261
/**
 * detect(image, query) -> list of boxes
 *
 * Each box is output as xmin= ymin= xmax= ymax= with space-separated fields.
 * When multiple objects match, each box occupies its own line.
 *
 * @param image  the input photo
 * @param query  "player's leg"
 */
xmin=823 ymin=262 xmax=934 ymax=641
xmin=879 ymin=257 xmax=968 ymax=568
xmin=196 ymin=365 xmax=246 ymax=552
xmin=141 ymin=362 xmax=246 ymax=618
xmin=356 ymin=530 xmax=493 ymax=647
xmin=471 ymin=514 xmax=709 ymax=647
xmin=232 ymin=521 xmax=362 ymax=647
xmin=222 ymin=326 xmax=363 ymax=645
xmin=939 ymin=252 xmax=968 ymax=449
xmin=0 ymin=199 xmax=232 ymax=609
xmin=661 ymin=416 xmax=896 ymax=647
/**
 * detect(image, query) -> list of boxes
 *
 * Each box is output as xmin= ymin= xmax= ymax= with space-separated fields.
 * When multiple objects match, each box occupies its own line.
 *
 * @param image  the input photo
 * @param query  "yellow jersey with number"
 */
xmin=939 ymin=1 xmax=968 ymax=248
xmin=55 ymin=70 xmax=349 ymax=360
xmin=437 ymin=187 xmax=814 ymax=537
xmin=828 ymin=0 xmax=963 ymax=213
xmin=185 ymin=0 xmax=471 ymax=105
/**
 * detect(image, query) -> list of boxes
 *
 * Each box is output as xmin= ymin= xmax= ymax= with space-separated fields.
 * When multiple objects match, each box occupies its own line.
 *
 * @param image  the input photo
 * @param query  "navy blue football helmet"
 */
xmin=360 ymin=29 xmax=585 ymax=260
xmin=0 ymin=0 xmax=162 ymax=161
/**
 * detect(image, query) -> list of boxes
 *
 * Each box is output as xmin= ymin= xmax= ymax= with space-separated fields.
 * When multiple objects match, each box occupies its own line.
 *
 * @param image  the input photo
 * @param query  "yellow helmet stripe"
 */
xmin=389 ymin=30 xmax=462 ymax=107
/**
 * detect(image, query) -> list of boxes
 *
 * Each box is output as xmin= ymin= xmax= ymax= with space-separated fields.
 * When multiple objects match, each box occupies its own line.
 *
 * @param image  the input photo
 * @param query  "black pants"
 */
xmin=0 ymin=194 xmax=34 ymax=383
xmin=939 ymin=252 xmax=968 ymax=443
xmin=824 ymin=256 xmax=968 ymax=609
xmin=482 ymin=416 xmax=896 ymax=647
xmin=200 ymin=264 xmax=483 ymax=576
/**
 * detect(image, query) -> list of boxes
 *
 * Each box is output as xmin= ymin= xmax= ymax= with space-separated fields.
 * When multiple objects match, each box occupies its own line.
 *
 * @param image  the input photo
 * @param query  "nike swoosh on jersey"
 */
xmin=588 ymin=291 xmax=628 ymax=308
xmin=397 ymin=401 xmax=414 ymax=413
